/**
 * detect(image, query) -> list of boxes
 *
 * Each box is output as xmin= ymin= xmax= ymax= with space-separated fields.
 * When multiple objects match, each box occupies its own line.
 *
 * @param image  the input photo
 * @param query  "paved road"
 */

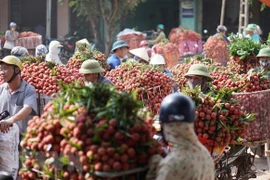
xmin=251 ymin=156 xmax=270 ymax=180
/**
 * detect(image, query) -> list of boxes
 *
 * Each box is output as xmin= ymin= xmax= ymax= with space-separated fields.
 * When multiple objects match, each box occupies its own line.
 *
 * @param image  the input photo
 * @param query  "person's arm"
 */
xmin=13 ymin=31 xmax=19 ymax=40
xmin=0 ymin=105 xmax=32 ymax=133
xmin=6 ymin=106 xmax=32 ymax=123
xmin=4 ymin=31 xmax=12 ymax=41
xmin=0 ymin=84 xmax=37 ymax=133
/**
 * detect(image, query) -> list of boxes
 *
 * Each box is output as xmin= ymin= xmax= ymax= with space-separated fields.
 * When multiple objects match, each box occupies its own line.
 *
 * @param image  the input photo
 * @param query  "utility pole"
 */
xmin=220 ymin=0 xmax=226 ymax=25
xmin=46 ymin=0 xmax=52 ymax=40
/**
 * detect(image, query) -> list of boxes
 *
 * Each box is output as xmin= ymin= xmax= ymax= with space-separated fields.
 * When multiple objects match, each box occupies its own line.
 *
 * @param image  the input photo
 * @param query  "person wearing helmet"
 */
xmin=149 ymin=24 xmax=167 ymax=45
xmin=248 ymin=47 xmax=270 ymax=80
xmin=150 ymin=54 xmax=178 ymax=92
xmin=129 ymin=47 xmax=150 ymax=64
xmin=0 ymin=55 xmax=37 ymax=135
xmin=184 ymin=64 xmax=213 ymax=93
xmin=0 ymin=56 xmax=37 ymax=179
xmin=3 ymin=22 xmax=19 ymax=56
xmin=147 ymin=93 xmax=215 ymax=180
xmin=45 ymin=40 xmax=63 ymax=65
xmin=107 ymin=40 xmax=129 ymax=70
xmin=11 ymin=46 xmax=29 ymax=59
xmin=79 ymin=59 xmax=113 ymax=86
xmin=214 ymin=25 xmax=230 ymax=44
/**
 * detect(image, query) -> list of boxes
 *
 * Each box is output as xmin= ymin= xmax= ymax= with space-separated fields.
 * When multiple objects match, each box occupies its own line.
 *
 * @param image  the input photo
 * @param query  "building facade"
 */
xmin=0 ymin=0 xmax=70 ymax=40
xmin=0 ymin=0 xmax=269 ymax=44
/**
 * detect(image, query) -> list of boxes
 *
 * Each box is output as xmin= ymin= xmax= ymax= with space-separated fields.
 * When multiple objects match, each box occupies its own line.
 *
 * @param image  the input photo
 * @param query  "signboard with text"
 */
xmin=181 ymin=0 xmax=194 ymax=18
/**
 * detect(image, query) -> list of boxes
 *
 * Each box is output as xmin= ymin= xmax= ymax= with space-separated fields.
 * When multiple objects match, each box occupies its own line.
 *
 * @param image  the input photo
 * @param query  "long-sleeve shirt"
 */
xmin=149 ymin=31 xmax=166 ymax=45
xmin=107 ymin=54 xmax=121 ymax=70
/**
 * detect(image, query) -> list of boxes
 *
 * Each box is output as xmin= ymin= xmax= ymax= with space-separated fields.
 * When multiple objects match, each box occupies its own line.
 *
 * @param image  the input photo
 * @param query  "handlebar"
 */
xmin=0 ymin=111 xmax=10 ymax=121
xmin=0 ymin=110 xmax=13 ymax=127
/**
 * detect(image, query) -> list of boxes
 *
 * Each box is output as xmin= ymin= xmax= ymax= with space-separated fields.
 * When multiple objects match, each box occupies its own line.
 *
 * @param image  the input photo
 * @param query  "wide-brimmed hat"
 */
xmin=129 ymin=47 xmax=150 ymax=62
xmin=111 ymin=40 xmax=129 ymax=53
xmin=150 ymin=54 xmax=165 ymax=65
xmin=79 ymin=59 xmax=105 ymax=74
xmin=257 ymin=48 xmax=270 ymax=58
xmin=245 ymin=26 xmax=255 ymax=32
xmin=184 ymin=64 xmax=213 ymax=81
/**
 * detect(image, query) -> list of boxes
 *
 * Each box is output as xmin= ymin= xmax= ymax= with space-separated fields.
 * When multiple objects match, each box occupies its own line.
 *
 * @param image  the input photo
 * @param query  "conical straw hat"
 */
xmin=129 ymin=47 xmax=150 ymax=62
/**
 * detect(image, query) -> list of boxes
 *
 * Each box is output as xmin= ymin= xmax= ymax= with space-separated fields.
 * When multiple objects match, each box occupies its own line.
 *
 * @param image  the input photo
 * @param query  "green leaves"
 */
xmin=228 ymin=33 xmax=263 ymax=60
xmin=52 ymin=82 xmax=145 ymax=130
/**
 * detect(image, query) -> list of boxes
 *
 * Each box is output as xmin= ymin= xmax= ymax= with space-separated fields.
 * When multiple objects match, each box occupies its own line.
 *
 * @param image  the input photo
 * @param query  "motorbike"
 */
xmin=0 ymin=110 xmax=13 ymax=180
xmin=61 ymin=31 xmax=80 ymax=58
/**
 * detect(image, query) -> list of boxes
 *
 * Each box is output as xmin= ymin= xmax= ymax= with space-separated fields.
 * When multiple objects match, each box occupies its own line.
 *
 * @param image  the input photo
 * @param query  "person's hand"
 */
xmin=0 ymin=118 xmax=13 ymax=133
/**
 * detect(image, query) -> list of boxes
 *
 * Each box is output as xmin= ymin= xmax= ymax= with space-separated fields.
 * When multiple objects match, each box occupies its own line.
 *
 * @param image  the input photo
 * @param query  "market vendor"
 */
xmin=129 ymin=47 xmax=150 ymax=64
xmin=248 ymin=47 xmax=270 ymax=80
xmin=245 ymin=24 xmax=261 ymax=43
xmin=3 ymin=22 xmax=19 ymax=56
xmin=75 ymin=38 xmax=91 ymax=53
xmin=146 ymin=93 xmax=215 ymax=180
xmin=79 ymin=59 xmax=113 ymax=86
xmin=184 ymin=64 xmax=213 ymax=93
xmin=0 ymin=55 xmax=37 ymax=134
xmin=149 ymin=24 xmax=167 ymax=45
xmin=214 ymin=25 xmax=230 ymax=44
xmin=45 ymin=40 xmax=63 ymax=65
xmin=139 ymin=40 xmax=153 ymax=58
xmin=35 ymin=44 xmax=48 ymax=57
xmin=0 ymin=55 xmax=37 ymax=179
xmin=150 ymin=54 xmax=178 ymax=92
xmin=11 ymin=46 xmax=29 ymax=58
xmin=244 ymin=26 xmax=260 ymax=43
xmin=107 ymin=40 xmax=129 ymax=70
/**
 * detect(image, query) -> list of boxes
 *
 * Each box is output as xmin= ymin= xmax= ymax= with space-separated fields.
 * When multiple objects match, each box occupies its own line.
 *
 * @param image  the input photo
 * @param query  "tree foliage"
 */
xmin=66 ymin=0 xmax=147 ymax=55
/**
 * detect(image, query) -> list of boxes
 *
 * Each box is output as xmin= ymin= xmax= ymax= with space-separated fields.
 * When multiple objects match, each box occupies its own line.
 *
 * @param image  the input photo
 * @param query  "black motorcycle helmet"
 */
xmin=159 ymin=93 xmax=196 ymax=123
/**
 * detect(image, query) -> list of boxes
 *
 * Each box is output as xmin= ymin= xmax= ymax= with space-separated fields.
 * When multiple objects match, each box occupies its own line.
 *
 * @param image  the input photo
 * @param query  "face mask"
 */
xmin=259 ymin=60 xmax=270 ymax=68
xmin=187 ymin=79 xmax=202 ymax=89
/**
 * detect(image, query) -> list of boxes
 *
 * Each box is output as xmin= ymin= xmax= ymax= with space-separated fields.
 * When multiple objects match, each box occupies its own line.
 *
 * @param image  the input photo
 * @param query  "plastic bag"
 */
xmin=0 ymin=124 xmax=20 ymax=180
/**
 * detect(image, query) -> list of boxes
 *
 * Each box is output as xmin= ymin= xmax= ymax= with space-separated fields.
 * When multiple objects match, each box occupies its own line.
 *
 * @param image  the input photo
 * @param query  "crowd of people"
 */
xmin=0 ymin=21 xmax=269 ymax=180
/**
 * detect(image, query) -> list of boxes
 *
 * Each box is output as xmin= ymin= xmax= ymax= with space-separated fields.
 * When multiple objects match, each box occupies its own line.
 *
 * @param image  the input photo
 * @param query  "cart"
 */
xmin=214 ymin=89 xmax=270 ymax=179
xmin=16 ymin=35 xmax=42 ymax=55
